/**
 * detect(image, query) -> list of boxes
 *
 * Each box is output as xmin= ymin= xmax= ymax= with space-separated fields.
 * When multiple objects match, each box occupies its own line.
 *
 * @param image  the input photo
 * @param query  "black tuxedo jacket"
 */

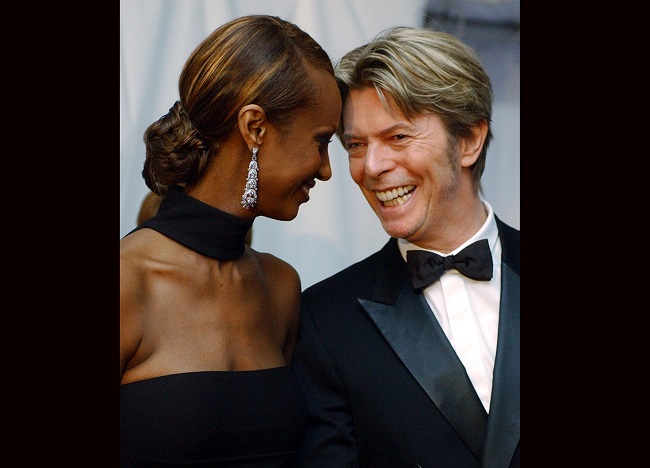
xmin=292 ymin=216 xmax=519 ymax=468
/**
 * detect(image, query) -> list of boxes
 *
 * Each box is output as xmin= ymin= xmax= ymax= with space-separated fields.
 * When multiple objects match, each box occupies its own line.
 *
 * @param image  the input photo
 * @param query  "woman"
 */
xmin=120 ymin=15 xmax=341 ymax=466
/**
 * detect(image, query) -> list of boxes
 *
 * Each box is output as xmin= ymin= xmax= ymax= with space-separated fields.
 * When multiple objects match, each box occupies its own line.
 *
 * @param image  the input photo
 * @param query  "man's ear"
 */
xmin=460 ymin=120 xmax=488 ymax=168
xmin=238 ymin=104 xmax=266 ymax=148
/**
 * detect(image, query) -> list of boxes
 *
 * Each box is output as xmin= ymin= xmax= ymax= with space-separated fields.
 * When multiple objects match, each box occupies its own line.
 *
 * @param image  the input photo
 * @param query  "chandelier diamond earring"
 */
xmin=241 ymin=146 xmax=259 ymax=209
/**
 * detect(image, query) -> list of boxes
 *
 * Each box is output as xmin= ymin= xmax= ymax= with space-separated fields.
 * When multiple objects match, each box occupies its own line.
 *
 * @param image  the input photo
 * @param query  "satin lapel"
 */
xmin=482 ymin=262 xmax=520 ymax=467
xmin=360 ymin=283 xmax=487 ymax=459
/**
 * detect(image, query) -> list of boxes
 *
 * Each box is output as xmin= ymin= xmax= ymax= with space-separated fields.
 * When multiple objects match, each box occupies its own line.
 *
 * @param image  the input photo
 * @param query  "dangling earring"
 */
xmin=241 ymin=146 xmax=259 ymax=209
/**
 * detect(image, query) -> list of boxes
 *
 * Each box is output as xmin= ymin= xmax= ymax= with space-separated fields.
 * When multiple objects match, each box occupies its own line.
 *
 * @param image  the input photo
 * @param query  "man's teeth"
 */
xmin=375 ymin=185 xmax=415 ymax=206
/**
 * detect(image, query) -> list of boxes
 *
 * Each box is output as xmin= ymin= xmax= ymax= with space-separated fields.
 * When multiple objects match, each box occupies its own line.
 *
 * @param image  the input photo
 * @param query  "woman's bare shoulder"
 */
xmin=120 ymin=229 xmax=182 ymax=301
xmin=250 ymin=247 xmax=300 ymax=288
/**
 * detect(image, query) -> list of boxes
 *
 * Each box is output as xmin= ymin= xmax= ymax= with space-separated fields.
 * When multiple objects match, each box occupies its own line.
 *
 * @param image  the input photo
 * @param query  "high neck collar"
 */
xmin=137 ymin=186 xmax=253 ymax=260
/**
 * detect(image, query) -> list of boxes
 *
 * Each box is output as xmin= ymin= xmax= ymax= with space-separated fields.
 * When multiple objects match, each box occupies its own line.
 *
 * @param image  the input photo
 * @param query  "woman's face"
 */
xmin=256 ymin=65 xmax=342 ymax=221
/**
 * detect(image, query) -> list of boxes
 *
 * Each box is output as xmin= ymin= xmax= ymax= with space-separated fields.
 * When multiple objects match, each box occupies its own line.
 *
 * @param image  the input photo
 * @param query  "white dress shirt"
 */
xmin=398 ymin=200 xmax=501 ymax=412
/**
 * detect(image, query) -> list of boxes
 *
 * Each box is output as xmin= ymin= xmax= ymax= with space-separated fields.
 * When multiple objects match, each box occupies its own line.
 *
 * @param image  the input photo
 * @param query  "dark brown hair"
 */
xmin=142 ymin=15 xmax=334 ymax=195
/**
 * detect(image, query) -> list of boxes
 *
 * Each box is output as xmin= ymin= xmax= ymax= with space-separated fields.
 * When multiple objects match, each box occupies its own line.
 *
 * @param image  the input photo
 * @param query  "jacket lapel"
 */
xmin=359 ymin=239 xmax=487 ymax=459
xmin=482 ymin=261 xmax=520 ymax=467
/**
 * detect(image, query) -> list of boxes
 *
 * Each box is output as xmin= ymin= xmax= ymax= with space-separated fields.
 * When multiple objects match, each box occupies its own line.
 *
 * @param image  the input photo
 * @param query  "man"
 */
xmin=292 ymin=27 xmax=519 ymax=467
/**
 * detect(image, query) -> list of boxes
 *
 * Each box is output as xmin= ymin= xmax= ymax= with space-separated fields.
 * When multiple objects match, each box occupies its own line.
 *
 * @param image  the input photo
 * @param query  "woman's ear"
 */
xmin=238 ymin=104 xmax=266 ymax=148
xmin=460 ymin=120 xmax=488 ymax=168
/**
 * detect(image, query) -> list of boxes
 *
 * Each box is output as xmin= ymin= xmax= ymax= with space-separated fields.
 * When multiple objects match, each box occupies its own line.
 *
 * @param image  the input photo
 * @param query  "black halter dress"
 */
xmin=120 ymin=186 xmax=308 ymax=467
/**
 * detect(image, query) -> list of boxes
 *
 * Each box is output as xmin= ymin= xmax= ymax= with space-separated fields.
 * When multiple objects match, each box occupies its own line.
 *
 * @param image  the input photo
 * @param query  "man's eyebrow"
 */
xmin=344 ymin=123 xmax=412 ymax=141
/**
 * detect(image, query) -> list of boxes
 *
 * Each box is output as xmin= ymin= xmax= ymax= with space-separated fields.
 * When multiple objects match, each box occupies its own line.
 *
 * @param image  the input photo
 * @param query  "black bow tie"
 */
xmin=406 ymin=239 xmax=493 ymax=291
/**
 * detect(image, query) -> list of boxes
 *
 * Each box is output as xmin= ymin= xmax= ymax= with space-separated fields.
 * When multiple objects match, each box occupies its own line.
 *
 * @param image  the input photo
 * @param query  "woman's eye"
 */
xmin=318 ymin=137 xmax=332 ymax=152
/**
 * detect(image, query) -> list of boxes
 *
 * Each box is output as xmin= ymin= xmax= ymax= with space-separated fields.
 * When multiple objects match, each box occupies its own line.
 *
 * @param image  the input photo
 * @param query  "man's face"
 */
xmin=341 ymin=87 xmax=462 ymax=245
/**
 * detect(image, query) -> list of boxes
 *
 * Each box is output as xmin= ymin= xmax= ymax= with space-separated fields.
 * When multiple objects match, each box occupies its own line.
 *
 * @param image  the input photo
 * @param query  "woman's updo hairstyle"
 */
xmin=142 ymin=15 xmax=335 ymax=196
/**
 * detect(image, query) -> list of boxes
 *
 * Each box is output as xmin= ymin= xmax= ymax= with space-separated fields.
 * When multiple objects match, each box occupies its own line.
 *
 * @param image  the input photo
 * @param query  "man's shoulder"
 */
xmin=495 ymin=215 xmax=520 ymax=245
xmin=302 ymin=238 xmax=395 ymax=297
xmin=495 ymin=215 xmax=520 ymax=274
xmin=304 ymin=249 xmax=382 ymax=291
